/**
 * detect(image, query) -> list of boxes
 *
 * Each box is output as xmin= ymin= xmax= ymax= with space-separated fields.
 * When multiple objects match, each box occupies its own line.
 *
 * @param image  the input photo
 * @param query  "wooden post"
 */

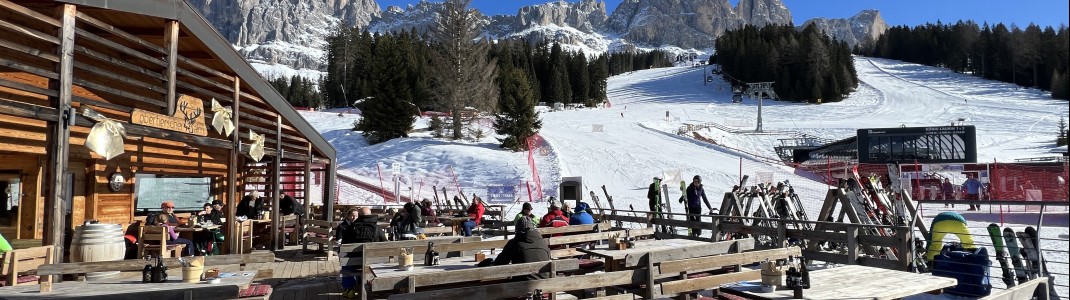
xmin=302 ymin=145 xmax=313 ymax=252
xmin=163 ymin=20 xmax=179 ymax=115
xmin=645 ymin=254 xmax=656 ymax=299
xmin=846 ymin=225 xmax=858 ymax=265
xmin=777 ymin=218 xmax=787 ymax=248
xmin=272 ymin=115 xmax=282 ymax=250
xmin=710 ymin=217 xmax=721 ymax=242
xmin=897 ymin=226 xmax=910 ymax=271
xmin=227 ymin=77 xmax=241 ymax=254
xmin=325 ymin=159 xmax=337 ymax=222
xmin=43 ymin=3 xmax=76 ymax=265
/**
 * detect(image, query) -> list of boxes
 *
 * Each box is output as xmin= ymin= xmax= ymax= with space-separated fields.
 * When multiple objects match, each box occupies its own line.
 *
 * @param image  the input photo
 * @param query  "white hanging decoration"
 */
xmin=82 ymin=106 xmax=127 ymax=160
xmin=248 ymin=129 xmax=265 ymax=162
xmin=210 ymin=98 xmax=234 ymax=137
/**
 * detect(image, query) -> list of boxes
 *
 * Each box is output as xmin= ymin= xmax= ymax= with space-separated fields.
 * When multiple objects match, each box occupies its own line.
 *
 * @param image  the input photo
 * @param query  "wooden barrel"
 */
xmin=71 ymin=223 xmax=126 ymax=280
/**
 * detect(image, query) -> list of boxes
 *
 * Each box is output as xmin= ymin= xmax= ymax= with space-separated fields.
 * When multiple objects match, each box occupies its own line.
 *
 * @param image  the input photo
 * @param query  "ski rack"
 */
xmin=716 ymin=176 xmax=814 ymax=248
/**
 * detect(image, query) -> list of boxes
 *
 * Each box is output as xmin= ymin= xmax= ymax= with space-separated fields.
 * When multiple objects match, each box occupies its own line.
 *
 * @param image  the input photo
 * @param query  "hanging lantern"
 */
xmin=82 ymin=106 xmax=127 ymax=160
xmin=210 ymin=98 xmax=234 ymax=137
xmin=248 ymin=129 xmax=265 ymax=162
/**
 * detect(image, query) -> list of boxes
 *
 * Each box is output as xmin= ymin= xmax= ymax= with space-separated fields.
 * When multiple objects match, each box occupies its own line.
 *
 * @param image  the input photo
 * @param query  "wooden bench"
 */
xmin=979 ymin=277 xmax=1051 ymax=300
xmin=338 ymin=237 xmax=483 ymax=300
xmin=388 ymin=263 xmax=648 ymax=299
xmin=370 ymin=259 xmax=581 ymax=293
xmin=0 ymin=246 xmax=53 ymax=287
xmin=547 ymin=227 xmax=655 ymax=258
xmin=420 ymin=226 xmax=454 ymax=236
xmin=303 ymin=219 xmax=335 ymax=256
xmin=652 ymin=247 xmax=800 ymax=299
xmin=34 ymin=252 xmax=275 ymax=293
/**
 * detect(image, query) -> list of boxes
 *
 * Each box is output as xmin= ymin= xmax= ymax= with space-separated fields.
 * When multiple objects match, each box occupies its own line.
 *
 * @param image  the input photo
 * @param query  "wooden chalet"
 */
xmin=0 ymin=0 xmax=338 ymax=259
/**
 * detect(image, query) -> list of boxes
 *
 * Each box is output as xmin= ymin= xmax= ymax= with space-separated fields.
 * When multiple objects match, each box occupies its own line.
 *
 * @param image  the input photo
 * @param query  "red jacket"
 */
xmin=539 ymin=209 xmax=569 ymax=228
xmin=467 ymin=201 xmax=485 ymax=225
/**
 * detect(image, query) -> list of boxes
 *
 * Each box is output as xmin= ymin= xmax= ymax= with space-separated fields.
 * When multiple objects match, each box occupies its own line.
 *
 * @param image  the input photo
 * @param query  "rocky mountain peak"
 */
xmin=803 ymin=9 xmax=888 ymax=48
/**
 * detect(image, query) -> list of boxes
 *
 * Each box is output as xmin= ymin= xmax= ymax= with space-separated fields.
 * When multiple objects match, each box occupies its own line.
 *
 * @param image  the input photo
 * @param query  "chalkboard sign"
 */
xmin=135 ymin=174 xmax=212 ymax=211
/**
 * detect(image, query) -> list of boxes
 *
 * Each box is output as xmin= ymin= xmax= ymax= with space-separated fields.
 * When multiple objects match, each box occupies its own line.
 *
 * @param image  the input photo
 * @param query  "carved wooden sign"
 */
xmin=131 ymin=95 xmax=208 ymax=136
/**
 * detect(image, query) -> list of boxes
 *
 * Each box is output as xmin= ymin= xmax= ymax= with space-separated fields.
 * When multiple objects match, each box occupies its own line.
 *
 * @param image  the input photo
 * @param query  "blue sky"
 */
xmin=376 ymin=0 xmax=1069 ymax=28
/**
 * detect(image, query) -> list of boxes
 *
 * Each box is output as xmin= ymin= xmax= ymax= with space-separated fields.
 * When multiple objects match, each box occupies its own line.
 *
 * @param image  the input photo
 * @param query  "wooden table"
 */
xmin=0 ymin=270 xmax=260 ymax=300
xmin=174 ymin=224 xmax=222 ymax=232
xmin=720 ymin=265 xmax=958 ymax=300
xmin=577 ymin=238 xmax=709 ymax=271
xmin=367 ymin=253 xmax=497 ymax=292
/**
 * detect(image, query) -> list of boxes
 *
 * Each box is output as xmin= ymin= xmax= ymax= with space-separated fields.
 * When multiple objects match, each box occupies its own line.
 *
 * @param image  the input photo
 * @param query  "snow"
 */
xmin=298 ymin=56 xmax=1069 ymax=297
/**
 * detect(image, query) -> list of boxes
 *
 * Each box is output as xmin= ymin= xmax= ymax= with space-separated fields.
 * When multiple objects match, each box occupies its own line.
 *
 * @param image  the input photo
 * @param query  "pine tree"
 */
xmin=1051 ymin=69 xmax=1069 ymax=100
xmin=495 ymin=68 xmax=541 ymax=151
xmin=568 ymin=53 xmax=590 ymax=106
xmin=429 ymin=0 xmax=498 ymax=140
xmin=1057 ymin=117 xmax=1068 ymax=146
xmin=355 ymin=35 xmax=418 ymax=144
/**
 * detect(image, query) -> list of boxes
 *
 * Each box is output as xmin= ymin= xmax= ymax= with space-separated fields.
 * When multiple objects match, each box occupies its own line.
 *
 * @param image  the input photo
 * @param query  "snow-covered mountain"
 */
xmin=188 ymin=0 xmax=885 ymax=80
xmin=803 ymin=10 xmax=889 ymax=48
xmin=187 ymin=0 xmax=380 ymax=79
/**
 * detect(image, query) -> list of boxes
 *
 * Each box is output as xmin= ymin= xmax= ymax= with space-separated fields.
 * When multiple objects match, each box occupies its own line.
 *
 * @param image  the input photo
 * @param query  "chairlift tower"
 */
xmin=746 ymin=82 xmax=778 ymax=133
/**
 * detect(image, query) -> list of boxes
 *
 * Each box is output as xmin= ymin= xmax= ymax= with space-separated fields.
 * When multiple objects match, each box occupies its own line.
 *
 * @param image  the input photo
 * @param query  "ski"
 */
xmin=678 ymin=180 xmax=690 ymax=236
xmin=1017 ymin=228 xmax=1040 ymax=280
xmin=588 ymin=190 xmax=605 ymax=222
xmin=987 ymin=223 xmax=1016 ymax=287
xmin=601 ymin=185 xmax=623 ymax=228
xmin=1003 ymin=227 xmax=1029 ymax=284
xmin=661 ymin=183 xmax=673 ymax=234
xmin=432 ymin=185 xmax=442 ymax=211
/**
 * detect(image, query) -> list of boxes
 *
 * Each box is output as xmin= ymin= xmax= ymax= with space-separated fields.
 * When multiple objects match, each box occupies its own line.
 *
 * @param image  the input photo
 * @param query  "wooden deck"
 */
xmin=226 ymin=245 xmax=346 ymax=300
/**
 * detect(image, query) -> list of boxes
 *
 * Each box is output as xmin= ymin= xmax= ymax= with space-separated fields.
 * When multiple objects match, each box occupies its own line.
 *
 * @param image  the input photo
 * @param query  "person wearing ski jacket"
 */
xmin=460 ymin=198 xmax=484 ymax=237
xmin=336 ymin=207 xmax=385 ymax=298
xmin=647 ymin=177 xmax=662 ymax=213
xmin=489 ymin=217 xmax=551 ymax=280
xmin=569 ymin=202 xmax=595 ymax=225
xmin=539 ymin=204 xmax=569 ymax=228
xmin=962 ymin=174 xmax=982 ymax=211
xmin=682 ymin=175 xmax=714 ymax=237
xmin=514 ymin=202 xmax=538 ymax=228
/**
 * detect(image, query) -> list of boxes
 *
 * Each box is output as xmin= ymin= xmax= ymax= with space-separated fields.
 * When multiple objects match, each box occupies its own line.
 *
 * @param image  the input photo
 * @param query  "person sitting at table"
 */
xmin=336 ymin=207 xmax=386 ymax=298
xmin=279 ymin=193 xmax=305 ymax=218
xmin=418 ymin=199 xmax=438 ymax=226
xmin=151 ymin=201 xmax=180 ymax=226
xmin=235 ymin=192 xmax=262 ymax=220
xmin=192 ymin=203 xmax=221 ymax=255
xmin=392 ymin=202 xmax=423 ymax=240
xmin=569 ymin=202 xmax=595 ymax=225
xmin=460 ymin=197 xmax=485 ymax=237
xmin=538 ymin=203 xmax=569 ymax=229
xmin=487 ymin=217 xmax=551 ymax=279
xmin=210 ymin=200 xmax=226 ymax=225
xmin=154 ymin=206 xmax=195 ymax=256
xmin=514 ymin=202 xmax=537 ymax=228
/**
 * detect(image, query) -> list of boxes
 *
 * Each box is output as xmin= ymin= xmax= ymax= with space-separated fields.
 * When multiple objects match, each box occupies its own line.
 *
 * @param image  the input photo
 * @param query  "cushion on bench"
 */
xmin=238 ymin=284 xmax=272 ymax=298
xmin=0 ymin=275 xmax=40 ymax=287
xmin=578 ymin=259 xmax=604 ymax=269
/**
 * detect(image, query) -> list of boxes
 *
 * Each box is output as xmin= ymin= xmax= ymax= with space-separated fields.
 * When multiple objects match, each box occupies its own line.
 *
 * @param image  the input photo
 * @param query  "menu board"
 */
xmin=135 ymin=174 xmax=212 ymax=211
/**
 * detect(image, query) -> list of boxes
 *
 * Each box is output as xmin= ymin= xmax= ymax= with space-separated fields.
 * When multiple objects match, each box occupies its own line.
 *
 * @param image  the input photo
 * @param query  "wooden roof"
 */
xmin=43 ymin=0 xmax=337 ymax=162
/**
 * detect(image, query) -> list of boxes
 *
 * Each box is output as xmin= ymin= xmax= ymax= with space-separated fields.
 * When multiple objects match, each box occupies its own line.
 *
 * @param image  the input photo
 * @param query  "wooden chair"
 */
xmin=239 ymin=219 xmax=254 ymax=254
xmin=137 ymin=226 xmax=185 ymax=258
xmin=0 ymin=246 xmax=53 ymax=287
xmin=280 ymin=214 xmax=300 ymax=245
xmin=303 ymin=219 xmax=335 ymax=257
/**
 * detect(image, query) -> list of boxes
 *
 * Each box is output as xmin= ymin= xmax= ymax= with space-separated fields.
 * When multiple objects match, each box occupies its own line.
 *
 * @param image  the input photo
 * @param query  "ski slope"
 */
xmin=299 ymin=56 xmax=1069 ymax=296
xmin=299 ymin=56 xmax=1068 ymax=215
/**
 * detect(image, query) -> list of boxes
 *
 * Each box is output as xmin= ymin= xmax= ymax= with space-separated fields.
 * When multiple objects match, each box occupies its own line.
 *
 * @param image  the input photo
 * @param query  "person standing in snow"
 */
xmin=962 ymin=174 xmax=982 ymax=211
xmin=681 ymin=175 xmax=714 ymax=237
xmin=647 ymin=177 xmax=667 ymax=233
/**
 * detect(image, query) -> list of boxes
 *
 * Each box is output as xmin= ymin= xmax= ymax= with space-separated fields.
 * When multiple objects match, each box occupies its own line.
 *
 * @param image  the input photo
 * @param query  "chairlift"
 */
xmin=731 ymin=87 xmax=744 ymax=103
xmin=705 ymin=76 xmax=714 ymax=83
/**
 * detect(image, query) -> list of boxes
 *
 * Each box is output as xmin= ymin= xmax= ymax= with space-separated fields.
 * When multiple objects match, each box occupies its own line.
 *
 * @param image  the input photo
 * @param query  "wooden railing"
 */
xmin=593 ymin=208 xmax=912 ymax=271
